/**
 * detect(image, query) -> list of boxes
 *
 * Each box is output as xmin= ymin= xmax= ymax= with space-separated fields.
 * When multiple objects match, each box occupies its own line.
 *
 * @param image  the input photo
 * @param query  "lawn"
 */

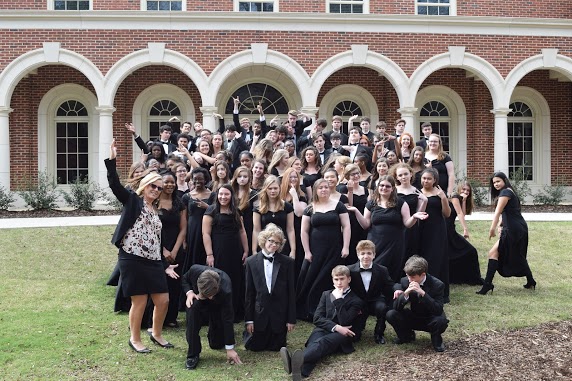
xmin=0 ymin=221 xmax=570 ymax=380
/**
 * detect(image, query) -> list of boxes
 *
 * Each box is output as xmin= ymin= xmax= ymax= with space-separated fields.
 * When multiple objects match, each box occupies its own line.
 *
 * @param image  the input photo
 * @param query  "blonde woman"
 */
xmin=268 ymin=149 xmax=290 ymax=177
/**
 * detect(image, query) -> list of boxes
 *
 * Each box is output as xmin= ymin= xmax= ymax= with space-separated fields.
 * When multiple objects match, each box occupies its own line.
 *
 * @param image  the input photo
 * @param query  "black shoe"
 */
xmin=476 ymin=283 xmax=494 ymax=295
xmin=393 ymin=331 xmax=415 ymax=345
xmin=164 ymin=321 xmax=179 ymax=328
xmin=374 ymin=333 xmax=386 ymax=344
xmin=148 ymin=331 xmax=174 ymax=349
xmin=185 ymin=356 xmax=199 ymax=370
xmin=128 ymin=340 xmax=151 ymax=354
xmin=280 ymin=347 xmax=292 ymax=375
xmin=431 ymin=333 xmax=445 ymax=352
xmin=290 ymin=349 xmax=304 ymax=381
xmin=523 ymin=280 xmax=537 ymax=290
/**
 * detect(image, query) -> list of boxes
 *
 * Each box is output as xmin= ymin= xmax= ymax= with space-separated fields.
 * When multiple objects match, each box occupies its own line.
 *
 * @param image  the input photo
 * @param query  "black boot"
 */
xmin=476 ymin=259 xmax=498 ymax=295
xmin=523 ymin=265 xmax=537 ymax=290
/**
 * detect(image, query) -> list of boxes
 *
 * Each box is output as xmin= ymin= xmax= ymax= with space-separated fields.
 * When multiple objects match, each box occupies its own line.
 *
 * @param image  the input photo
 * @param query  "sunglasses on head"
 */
xmin=149 ymin=184 xmax=164 ymax=192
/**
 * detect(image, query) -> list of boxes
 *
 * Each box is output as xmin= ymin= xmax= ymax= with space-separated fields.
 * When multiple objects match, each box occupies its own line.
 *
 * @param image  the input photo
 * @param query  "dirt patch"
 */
xmin=317 ymin=320 xmax=572 ymax=381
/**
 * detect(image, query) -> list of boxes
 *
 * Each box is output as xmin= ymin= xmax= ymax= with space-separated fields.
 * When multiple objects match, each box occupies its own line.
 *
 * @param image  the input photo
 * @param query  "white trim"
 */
xmin=47 ymin=0 xmax=92 ymax=11
xmin=414 ymin=85 xmax=467 ymax=177
xmin=318 ymin=84 xmax=378 ymax=129
xmin=234 ymin=0 xmax=278 ymax=12
xmin=140 ymin=0 xmax=187 ymax=11
xmin=415 ymin=0 xmax=456 ymax=16
xmin=37 ymin=83 xmax=99 ymax=187
xmin=131 ymin=84 xmax=195 ymax=157
xmin=509 ymin=87 xmax=550 ymax=187
xmin=1 ymin=12 xmax=572 ymax=37
xmin=326 ymin=0 xmax=369 ymax=14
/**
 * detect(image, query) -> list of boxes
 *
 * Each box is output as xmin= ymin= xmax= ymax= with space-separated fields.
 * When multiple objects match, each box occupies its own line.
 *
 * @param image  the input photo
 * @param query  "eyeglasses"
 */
xmin=267 ymin=239 xmax=282 ymax=246
xmin=378 ymin=184 xmax=392 ymax=189
xmin=350 ymin=172 xmax=360 ymax=177
xmin=149 ymin=184 xmax=164 ymax=191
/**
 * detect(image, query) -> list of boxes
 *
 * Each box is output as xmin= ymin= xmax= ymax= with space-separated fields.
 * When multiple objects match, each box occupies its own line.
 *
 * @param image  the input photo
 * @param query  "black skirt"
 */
xmin=118 ymin=249 xmax=168 ymax=297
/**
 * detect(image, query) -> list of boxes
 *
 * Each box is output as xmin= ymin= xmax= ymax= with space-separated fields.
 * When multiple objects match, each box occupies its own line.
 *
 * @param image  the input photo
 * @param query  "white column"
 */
xmin=300 ymin=106 xmax=319 ymax=129
xmin=491 ymin=108 xmax=510 ymax=174
xmin=397 ymin=106 xmax=418 ymax=137
xmin=96 ymin=106 xmax=116 ymax=189
xmin=0 ymin=107 xmax=13 ymax=189
xmin=199 ymin=106 xmax=218 ymax=132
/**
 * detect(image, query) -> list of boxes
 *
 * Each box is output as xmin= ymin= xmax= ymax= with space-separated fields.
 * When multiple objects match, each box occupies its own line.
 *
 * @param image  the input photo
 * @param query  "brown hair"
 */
xmin=331 ymin=265 xmax=350 ymax=277
xmin=356 ymin=240 xmax=376 ymax=254
xmin=403 ymin=255 xmax=428 ymax=276
xmin=197 ymin=270 xmax=220 ymax=298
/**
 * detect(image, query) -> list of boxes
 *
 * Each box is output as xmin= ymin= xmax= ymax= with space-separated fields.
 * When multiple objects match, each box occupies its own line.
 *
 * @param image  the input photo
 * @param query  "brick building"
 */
xmin=1 ymin=1 xmax=571 ymax=202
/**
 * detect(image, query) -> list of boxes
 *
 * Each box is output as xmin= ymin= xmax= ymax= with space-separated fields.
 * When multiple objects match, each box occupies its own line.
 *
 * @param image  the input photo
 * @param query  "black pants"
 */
xmin=302 ymin=329 xmax=353 ymax=377
xmin=186 ymin=299 xmax=226 ymax=357
xmin=245 ymin=328 xmax=287 ymax=352
xmin=386 ymin=308 xmax=448 ymax=340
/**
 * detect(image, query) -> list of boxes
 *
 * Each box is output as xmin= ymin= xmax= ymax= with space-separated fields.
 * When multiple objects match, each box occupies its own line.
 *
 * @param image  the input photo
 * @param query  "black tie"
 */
xmin=263 ymin=255 xmax=274 ymax=263
xmin=350 ymin=143 xmax=359 ymax=146
xmin=359 ymin=268 xmax=372 ymax=272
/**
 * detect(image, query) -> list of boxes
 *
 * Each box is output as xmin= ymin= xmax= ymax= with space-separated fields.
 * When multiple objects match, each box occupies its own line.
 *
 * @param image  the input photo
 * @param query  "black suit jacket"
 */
xmin=324 ymin=130 xmax=349 ymax=146
xmin=393 ymin=274 xmax=445 ymax=319
xmin=181 ymin=265 xmax=236 ymax=346
xmin=219 ymin=117 xmax=250 ymax=170
xmin=416 ymin=138 xmax=428 ymax=150
xmin=312 ymin=290 xmax=365 ymax=353
xmin=245 ymin=253 xmax=296 ymax=333
xmin=348 ymin=262 xmax=395 ymax=305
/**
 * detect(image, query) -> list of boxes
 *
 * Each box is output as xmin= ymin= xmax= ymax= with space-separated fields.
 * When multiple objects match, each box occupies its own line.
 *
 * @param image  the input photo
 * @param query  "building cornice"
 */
xmin=0 ymin=11 xmax=571 ymax=37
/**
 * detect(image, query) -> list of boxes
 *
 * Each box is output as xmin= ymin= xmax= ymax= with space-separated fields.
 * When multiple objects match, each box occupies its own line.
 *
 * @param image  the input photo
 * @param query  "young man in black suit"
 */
xmin=281 ymin=265 xmax=365 ymax=380
xmin=244 ymin=223 xmax=296 ymax=351
xmin=324 ymin=115 xmax=349 ymax=146
xmin=182 ymin=265 xmax=243 ymax=370
xmin=297 ymin=118 xmax=327 ymax=152
xmin=348 ymin=240 xmax=396 ymax=344
xmin=386 ymin=255 xmax=449 ymax=352
xmin=416 ymin=122 xmax=433 ymax=150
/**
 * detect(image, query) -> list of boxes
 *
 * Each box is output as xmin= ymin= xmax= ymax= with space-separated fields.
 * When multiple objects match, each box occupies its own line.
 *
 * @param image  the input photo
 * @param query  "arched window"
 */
xmin=149 ymin=99 xmax=181 ymax=140
xmin=419 ymin=101 xmax=450 ymax=153
xmin=333 ymin=100 xmax=363 ymax=134
xmin=55 ymin=100 xmax=89 ymax=184
xmin=508 ymin=102 xmax=534 ymax=181
xmin=225 ymin=83 xmax=289 ymax=116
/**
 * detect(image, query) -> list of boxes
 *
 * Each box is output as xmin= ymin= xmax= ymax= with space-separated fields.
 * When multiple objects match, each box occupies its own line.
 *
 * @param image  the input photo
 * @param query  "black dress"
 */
xmin=338 ymin=185 xmax=368 ymax=265
xmin=290 ymin=194 xmax=308 ymax=281
xmin=397 ymin=192 xmax=421 ymax=272
xmin=302 ymin=172 xmax=321 ymax=191
xmin=497 ymin=189 xmax=530 ymax=277
xmin=254 ymin=201 xmax=294 ymax=255
xmin=419 ymin=195 xmax=449 ymax=301
xmin=239 ymin=189 xmax=257 ymax=258
xmin=296 ymin=202 xmax=348 ymax=320
xmin=412 ymin=170 xmax=423 ymax=190
xmin=181 ymin=192 xmax=214 ymax=271
xmin=429 ymin=154 xmax=452 ymax=192
xmin=447 ymin=196 xmax=483 ymax=285
xmin=204 ymin=205 xmax=245 ymax=320
xmin=366 ymin=198 xmax=405 ymax=282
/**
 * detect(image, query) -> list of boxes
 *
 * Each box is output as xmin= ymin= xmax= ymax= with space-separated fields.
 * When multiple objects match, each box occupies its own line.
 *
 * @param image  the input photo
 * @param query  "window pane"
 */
xmin=67 ymin=1 xmax=78 ymax=10
xmin=78 ymin=123 xmax=88 ymax=137
xmin=439 ymin=6 xmax=449 ymax=15
xmin=79 ymin=1 xmax=89 ymax=10
xmin=68 ymin=154 xmax=78 ymax=168
xmin=330 ymin=4 xmax=340 ymax=12
xmin=418 ymin=6 xmax=428 ymax=15
xmin=263 ymin=3 xmax=273 ymax=11
xmin=78 ymin=154 xmax=89 ymax=168
xmin=78 ymin=138 xmax=88 ymax=152
xmin=354 ymin=4 xmax=363 ymax=13
xmin=57 ymin=154 xmax=66 ymax=168
xmin=54 ymin=1 xmax=66 ymax=10
xmin=57 ymin=170 xmax=67 ymax=184
xmin=68 ymin=139 xmax=77 ymax=153
xmin=147 ymin=1 xmax=158 ymax=10
xmin=341 ymin=4 xmax=351 ymax=13
xmin=57 ymin=138 xmax=67 ymax=152
xmin=171 ymin=1 xmax=182 ymax=10
xmin=68 ymin=170 xmax=78 ymax=183
xmin=159 ymin=1 xmax=170 ymax=10
xmin=428 ymin=6 xmax=439 ymax=15
xmin=67 ymin=123 xmax=78 ymax=138
xmin=56 ymin=123 xmax=66 ymax=137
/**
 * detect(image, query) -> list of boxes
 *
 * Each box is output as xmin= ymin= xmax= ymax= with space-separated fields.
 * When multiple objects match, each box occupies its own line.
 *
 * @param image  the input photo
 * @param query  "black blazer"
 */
xmin=324 ymin=130 xmax=349 ymax=146
xmin=393 ymin=274 xmax=446 ymax=319
xmin=244 ymin=252 xmax=296 ymax=333
xmin=106 ymin=158 xmax=145 ymax=249
xmin=219 ymin=116 xmax=250 ymax=170
xmin=181 ymin=265 xmax=236 ymax=346
xmin=416 ymin=138 xmax=428 ymax=150
xmin=348 ymin=262 xmax=395 ymax=305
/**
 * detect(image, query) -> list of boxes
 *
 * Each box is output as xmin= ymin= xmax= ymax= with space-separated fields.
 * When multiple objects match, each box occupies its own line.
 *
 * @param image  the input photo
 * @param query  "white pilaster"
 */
xmin=0 ymin=107 xmax=13 ymax=189
xmin=397 ymin=106 xmax=418 ymax=137
xmin=199 ymin=106 xmax=218 ymax=132
xmin=491 ymin=108 xmax=511 ymax=174
xmin=300 ymin=106 xmax=319 ymax=129
xmin=96 ymin=106 xmax=116 ymax=188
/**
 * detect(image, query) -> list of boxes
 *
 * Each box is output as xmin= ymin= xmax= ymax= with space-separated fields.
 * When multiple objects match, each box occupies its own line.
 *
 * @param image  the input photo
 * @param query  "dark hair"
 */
xmin=404 ymin=255 xmax=428 ymax=276
xmin=191 ymin=166 xmax=211 ymax=183
xmin=159 ymin=124 xmax=172 ymax=133
xmin=316 ymin=118 xmax=328 ymax=128
xmin=225 ymin=124 xmax=237 ymax=132
xmin=420 ymin=167 xmax=439 ymax=187
xmin=489 ymin=171 xmax=515 ymax=204
xmin=212 ymin=184 xmax=242 ymax=229
xmin=160 ymin=170 xmax=184 ymax=211
xmin=149 ymin=142 xmax=167 ymax=163
xmin=300 ymin=146 xmax=322 ymax=170
xmin=372 ymin=175 xmax=398 ymax=208
xmin=240 ymin=151 xmax=253 ymax=160
xmin=330 ymin=132 xmax=341 ymax=140
xmin=275 ymin=125 xmax=288 ymax=135
xmin=177 ymin=133 xmax=191 ymax=143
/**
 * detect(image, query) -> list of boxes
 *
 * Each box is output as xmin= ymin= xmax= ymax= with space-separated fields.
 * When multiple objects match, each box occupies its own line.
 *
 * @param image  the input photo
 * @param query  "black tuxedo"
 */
xmin=244 ymin=252 xmax=296 ymax=351
xmin=348 ymin=262 xmax=396 ymax=338
xmin=330 ymin=146 xmax=350 ymax=157
xmin=317 ymin=148 xmax=333 ymax=166
xmin=324 ymin=130 xmax=349 ymax=146
xmin=219 ymin=117 xmax=249 ymax=171
xmin=182 ymin=265 xmax=235 ymax=358
xmin=386 ymin=274 xmax=448 ymax=341
xmin=301 ymin=290 xmax=365 ymax=377
xmin=416 ymin=138 xmax=429 ymax=150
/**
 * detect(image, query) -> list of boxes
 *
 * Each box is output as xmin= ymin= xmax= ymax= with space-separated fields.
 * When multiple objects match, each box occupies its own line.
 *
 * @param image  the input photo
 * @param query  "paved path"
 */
xmin=0 ymin=212 xmax=571 ymax=229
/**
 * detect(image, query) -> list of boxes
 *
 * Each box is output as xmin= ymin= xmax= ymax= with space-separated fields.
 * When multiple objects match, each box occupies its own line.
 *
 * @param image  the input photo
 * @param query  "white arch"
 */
xmin=318 ymin=84 xmax=380 ymax=127
xmin=103 ymin=48 xmax=209 ymax=106
xmin=505 ymin=53 xmax=572 ymax=103
xmin=409 ymin=51 xmax=504 ymax=109
xmin=0 ymin=46 xmax=104 ymax=108
xmin=415 ymin=85 xmax=467 ymax=176
xmin=509 ymin=86 xmax=551 ymax=187
xmin=207 ymin=49 xmax=311 ymax=106
xmin=310 ymin=50 xmax=409 ymax=108
xmin=37 ymin=83 xmax=99 ymax=181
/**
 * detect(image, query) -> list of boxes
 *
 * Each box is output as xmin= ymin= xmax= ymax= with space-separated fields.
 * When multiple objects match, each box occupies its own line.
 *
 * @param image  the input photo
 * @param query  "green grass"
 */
xmin=0 ymin=222 xmax=570 ymax=380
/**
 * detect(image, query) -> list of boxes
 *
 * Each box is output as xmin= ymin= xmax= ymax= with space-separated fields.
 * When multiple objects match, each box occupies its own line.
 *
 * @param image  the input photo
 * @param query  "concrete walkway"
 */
xmin=0 ymin=212 xmax=571 ymax=229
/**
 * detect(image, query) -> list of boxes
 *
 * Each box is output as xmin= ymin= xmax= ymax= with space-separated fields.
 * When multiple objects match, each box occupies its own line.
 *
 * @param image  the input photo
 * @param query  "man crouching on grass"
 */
xmin=280 ymin=265 xmax=365 ymax=380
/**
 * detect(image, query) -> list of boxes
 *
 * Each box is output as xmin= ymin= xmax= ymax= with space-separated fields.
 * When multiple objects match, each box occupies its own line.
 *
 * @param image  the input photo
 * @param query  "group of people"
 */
xmin=106 ymin=100 xmax=536 ymax=378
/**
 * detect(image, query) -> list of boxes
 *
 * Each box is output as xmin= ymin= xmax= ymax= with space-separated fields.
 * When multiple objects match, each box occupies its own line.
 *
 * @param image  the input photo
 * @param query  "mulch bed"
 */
xmin=317 ymin=320 xmax=572 ymax=381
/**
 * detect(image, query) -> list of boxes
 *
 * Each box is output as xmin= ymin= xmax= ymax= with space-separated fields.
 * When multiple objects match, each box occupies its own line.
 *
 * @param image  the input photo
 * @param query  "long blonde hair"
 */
xmin=280 ymin=167 xmax=305 ymax=202
xmin=268 ymin=149 xmax=289 ymax=174
xmin=230 ymin=166 xmax=252 ymax=211
xmin=258 ymin=175 xmax=284 ymax=214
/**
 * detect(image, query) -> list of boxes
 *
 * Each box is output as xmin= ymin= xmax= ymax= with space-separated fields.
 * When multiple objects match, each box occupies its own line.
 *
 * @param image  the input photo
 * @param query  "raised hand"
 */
xmin=109 ymin=139 xmax=117 ymax=159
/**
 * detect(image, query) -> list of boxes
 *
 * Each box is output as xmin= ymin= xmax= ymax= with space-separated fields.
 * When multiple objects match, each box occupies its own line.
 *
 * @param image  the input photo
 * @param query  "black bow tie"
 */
xmin=263 ymin=255 xmax=274 ymax=263
xmin=227 ymin=140 xmax=232 ymax=143
xmin=350 ymin=143 xmax=359 ymax=146
xmin=359 ymin=267 xmax=372 ymax=272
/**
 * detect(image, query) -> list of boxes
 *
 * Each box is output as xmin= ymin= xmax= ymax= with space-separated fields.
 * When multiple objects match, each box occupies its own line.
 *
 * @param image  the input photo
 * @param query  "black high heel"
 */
xmin=523 ymin=280 xmax=537 ymax=290
xmin=476 ymin=283 xmax=494 ymax=295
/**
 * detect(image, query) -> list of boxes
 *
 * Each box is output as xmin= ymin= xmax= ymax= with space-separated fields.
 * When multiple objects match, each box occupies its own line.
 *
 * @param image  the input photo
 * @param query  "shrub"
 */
xmin=532 ymin=181 xmax=569 ymax=206
xmin=0 ymin=185 xmax=15 ymax=210
xmin=467 ymin=179 xmax=488 ymax=207
xmin=101 ymin=191 xmax=123 ymax=211
xmin=18 ymin=171 xmax=59 ymax=210
xmin=509 ymin=167 xmax=532 ymax=202
xmin=60 ymin=177 xmax=106 ymax=211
